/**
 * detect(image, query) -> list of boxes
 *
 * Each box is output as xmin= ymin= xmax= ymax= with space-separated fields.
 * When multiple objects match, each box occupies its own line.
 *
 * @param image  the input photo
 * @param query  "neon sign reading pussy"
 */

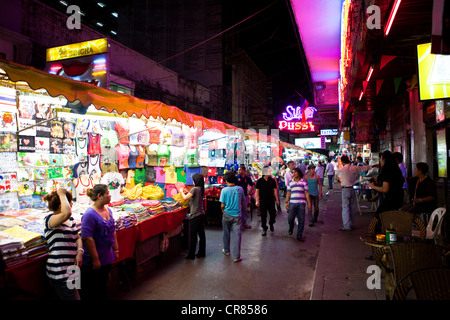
xmin=278 ymin=105 xmax=317 ymax=133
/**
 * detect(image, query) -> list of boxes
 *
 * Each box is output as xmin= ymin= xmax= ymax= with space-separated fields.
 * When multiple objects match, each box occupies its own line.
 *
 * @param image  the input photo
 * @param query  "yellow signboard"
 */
xmin=46 ymin=38 xmax=108 ymax=62
xmin=417 ymin=42 xmax=450 ymax=101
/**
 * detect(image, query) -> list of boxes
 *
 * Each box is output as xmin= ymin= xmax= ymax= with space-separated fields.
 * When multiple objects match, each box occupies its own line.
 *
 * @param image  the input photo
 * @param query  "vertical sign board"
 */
xmin=437 ymin=128 xmax=447 ymax=177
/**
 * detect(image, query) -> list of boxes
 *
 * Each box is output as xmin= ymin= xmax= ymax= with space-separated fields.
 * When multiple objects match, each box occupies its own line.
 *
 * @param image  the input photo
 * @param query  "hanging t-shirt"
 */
xmin=115 ymin=144 xmax=131 ymax=170
xmin=101 ymin=172 xmax=124 ymax=203
xmin=87 ymin=133 xmax=102 ymax=155
xmin=125 ymin=169 xmax=135 ymax=189
xmin=171 ymin=129 xmax=184 ymax=147
xmin=169 ymin=146 xmax=186 ymax=167
xmin=145 ymin=144 xmax=159 ymax=166
xmin=100 ymin=145 xmax=118 ymax=164
xmin=50 ymin=120 xmax=64 ymax=139
xmin=114 ymin=121 xmax=130 ymax=144
xmin=164 ymin=166 xmax=177 ymax=184
xmin=160 ymin=127 xmax=173 ymax=145
xmin=165 ymin=184 xmax=179 ymax=199
xmin=145 ymin=165 xmax=156 ymax=183
xmin=128 ymin=118 xmax=146 ymax=145
xmin=148 ymin=127 xmax=161 ymax=144
xmin=136 ymin=145 xmax=145 ymax=168
xmin=134 ymin=168 xmax=146 ymax=186
xmin=128 ymin=145 xmax=140 ymax=169
xmin=87 ymin=155 xmax=101 ymax=182
xmin=101 ymin=130 xmax=119 ymax=148
xmin=185 ymin=166 xmax=202 ymax=185
xmin=73 ymin=177 xmax=94 ymax=205
xmin=75 ymin=137 xmax=88 ymax=161
xmin=176 ymin=167 xmax=187 ymax=184
xmin=186 ymin=148 xmax=199 ymax=167
xmin=157 ymin=144 xmax=170 ymax=167
xmin=155 ymin=166 xmax=166 ymax=183
xmin=183 ymin=126 xmax=203 ymax=149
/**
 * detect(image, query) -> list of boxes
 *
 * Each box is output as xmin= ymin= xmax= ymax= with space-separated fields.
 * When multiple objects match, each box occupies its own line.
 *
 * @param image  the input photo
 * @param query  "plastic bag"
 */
xmin=172 ymin=192 xmax=189 ymax=208
xmin=141 ymin=184 xmax=164 ymax=200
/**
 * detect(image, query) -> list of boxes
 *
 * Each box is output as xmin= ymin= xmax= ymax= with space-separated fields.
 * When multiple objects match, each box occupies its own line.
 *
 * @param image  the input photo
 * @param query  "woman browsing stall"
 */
xmin=80 ymin=184 xmax=119 ymax=300
xmin=44 ymin=188 xmax=83 ymax=300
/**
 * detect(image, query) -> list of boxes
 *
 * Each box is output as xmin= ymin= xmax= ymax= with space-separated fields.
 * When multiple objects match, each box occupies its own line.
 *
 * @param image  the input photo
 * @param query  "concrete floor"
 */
xmin=117 ymin=199 xmax=327 ymax=300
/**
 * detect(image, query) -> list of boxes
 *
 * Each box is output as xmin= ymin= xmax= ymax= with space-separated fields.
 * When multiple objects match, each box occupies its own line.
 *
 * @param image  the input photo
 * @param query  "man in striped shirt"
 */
xmin=285 ymin=168 xmax=311 ymax=242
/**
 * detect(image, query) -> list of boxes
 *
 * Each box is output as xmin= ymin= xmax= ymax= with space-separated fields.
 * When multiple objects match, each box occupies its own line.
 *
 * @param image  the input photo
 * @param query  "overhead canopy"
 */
xmin=289 ymin=0 xmax=343 ymax=86
xmin=0 ymin=58 xmax=309 ymax=153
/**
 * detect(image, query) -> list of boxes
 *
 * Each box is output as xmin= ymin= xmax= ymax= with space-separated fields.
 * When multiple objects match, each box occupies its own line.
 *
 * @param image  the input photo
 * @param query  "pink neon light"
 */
xmin=365 ymin=66 xmax=374 ymax=82
xmin=384 ymin=0 xmax=402 ymax=36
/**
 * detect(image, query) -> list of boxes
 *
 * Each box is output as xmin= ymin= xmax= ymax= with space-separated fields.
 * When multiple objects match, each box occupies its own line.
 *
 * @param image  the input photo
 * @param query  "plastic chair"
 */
xmin=425 ymin=208 xmax=447 ymax=245
xmin=393 ymin=266 xmax=450 ymax=300
xmin=373 ymin=242 xmax=448 ymax=300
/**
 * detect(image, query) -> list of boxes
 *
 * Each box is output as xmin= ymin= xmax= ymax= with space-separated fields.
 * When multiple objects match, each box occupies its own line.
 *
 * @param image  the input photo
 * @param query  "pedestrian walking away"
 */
xmin=305 ymin=164 xmax=322 ymax=226
xmin=219 ymin=171 xmax=245 ymax=262
xmin=286 ymin=168 xmax=311 ymax=241
xmin=236 ymin=165 xmax=255 ymax=229
xmin=326 ymin=158 xmax=335 ymax=189
xmin=255 ymin=166 xmax=280 ymax=236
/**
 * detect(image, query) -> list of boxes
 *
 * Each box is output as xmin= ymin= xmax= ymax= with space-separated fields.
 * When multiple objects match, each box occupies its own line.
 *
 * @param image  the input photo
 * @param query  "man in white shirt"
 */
xmin=335 ymin=155 xmax=373 ymax=231
xmin=326 ymin=158 xmax=335 ymax=189
xmin=284 ymin=160 xmax=295 ymax=186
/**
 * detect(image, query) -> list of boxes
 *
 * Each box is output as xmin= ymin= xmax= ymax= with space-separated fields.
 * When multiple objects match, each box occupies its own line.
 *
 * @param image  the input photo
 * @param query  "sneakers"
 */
xmin=261 ymin=230 xmax=267 ymax=236
xmin=269 ymin=224 xmax=274 ymax=232
xmin=233 ymin=257 xmax=242 ymax=263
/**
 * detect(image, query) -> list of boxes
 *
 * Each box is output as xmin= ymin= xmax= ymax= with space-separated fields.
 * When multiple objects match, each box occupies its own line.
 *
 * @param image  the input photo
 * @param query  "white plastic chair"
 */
xmin=425 ymin=207 xmax=447 ymax=245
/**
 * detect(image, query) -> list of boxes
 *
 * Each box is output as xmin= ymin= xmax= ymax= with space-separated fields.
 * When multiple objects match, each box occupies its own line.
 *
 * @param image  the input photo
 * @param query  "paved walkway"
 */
xmin=115 ymin=183 xmax=385 ymax=300
xmin=311 ymin=187 xmax=384 ymax=300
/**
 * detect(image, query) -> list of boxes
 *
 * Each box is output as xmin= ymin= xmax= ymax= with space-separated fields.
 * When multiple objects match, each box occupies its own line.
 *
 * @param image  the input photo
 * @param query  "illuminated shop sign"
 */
xmin=320 ymin=129 xmax=338 ymax=136
xmin=278 ymin=104 xmax=317 ymax=133
xmin=46 ymin=38 xmax=108 ymax=62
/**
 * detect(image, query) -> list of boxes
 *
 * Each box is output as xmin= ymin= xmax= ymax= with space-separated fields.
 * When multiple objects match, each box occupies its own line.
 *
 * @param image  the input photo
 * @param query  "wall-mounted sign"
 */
xmin=320 ymin=129 xmax=338 ymax=136
xmin=295 ymin=137 xmax=322 ymax=149
xmin=278 ymin=104 xmax=317 ymax=133
xmin=437 ymin=128 xmax=447 ymax=178
xmin=46 ymin=38 xmax=108 ymax=62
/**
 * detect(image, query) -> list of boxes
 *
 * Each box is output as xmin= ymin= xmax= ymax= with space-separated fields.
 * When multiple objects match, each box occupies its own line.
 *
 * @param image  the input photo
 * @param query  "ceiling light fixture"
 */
xmin=384 ymin=0 xmax=402 ymax=36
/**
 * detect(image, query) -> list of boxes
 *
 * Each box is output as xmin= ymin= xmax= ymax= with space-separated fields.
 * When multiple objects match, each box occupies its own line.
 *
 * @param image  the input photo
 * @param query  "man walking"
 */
xmin=236 ymin=165 xmax=254 ymax=229
xmin=335 ymin=155 xmax=372 ymax=231
xmin=326 ymin=158 xmax=335 ymax=189
xmin=286 ymin=168 xmax=311 ymax=241
xmin=255 ymin=166 xmax=280 ymax=236
xmin=219 ymin=171 xmax=245 ymax=262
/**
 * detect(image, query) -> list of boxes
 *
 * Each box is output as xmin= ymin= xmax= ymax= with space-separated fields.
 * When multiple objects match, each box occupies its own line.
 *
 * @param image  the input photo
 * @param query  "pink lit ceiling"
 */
xmin=289 ymin=0 xmax=343 ymax=86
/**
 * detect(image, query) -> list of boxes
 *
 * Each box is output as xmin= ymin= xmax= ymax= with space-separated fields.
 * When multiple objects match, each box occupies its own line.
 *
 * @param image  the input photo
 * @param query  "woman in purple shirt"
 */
xmin=80 ymin=184 xmax=118 ymax=300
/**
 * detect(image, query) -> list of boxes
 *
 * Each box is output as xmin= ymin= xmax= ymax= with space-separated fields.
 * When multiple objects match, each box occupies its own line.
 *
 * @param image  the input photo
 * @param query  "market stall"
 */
xmin=0 ymin=58 xmax=310 ymax=298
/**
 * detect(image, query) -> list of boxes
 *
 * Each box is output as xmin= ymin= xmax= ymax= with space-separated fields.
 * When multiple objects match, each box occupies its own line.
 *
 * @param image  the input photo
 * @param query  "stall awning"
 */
xmin=0 ymin=58 xmax=310 ymax=153
xmin=0 ymin=59 xmax=241 ymax=133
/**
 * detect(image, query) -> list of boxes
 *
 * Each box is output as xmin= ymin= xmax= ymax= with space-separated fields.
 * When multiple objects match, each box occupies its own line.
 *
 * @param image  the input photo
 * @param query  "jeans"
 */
xmin=288 ymin=202 xmax=306 ymax=238
xmin=222 ymin=212 xmax=242 ymax=260
xmin=242 ymin=195 xmax=249 ymax=225
xmin=341 ymin=188 xmax=356 ymax=229
xmin=327 ymin=175 xmax=334 ymax=189
xmin=187 ymin=214 xmax=206 ymax=257
xmin=48 ymin=277 xmax=80 ymax=300
xmin=308 ymin=195 xmax=320 ymax=223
